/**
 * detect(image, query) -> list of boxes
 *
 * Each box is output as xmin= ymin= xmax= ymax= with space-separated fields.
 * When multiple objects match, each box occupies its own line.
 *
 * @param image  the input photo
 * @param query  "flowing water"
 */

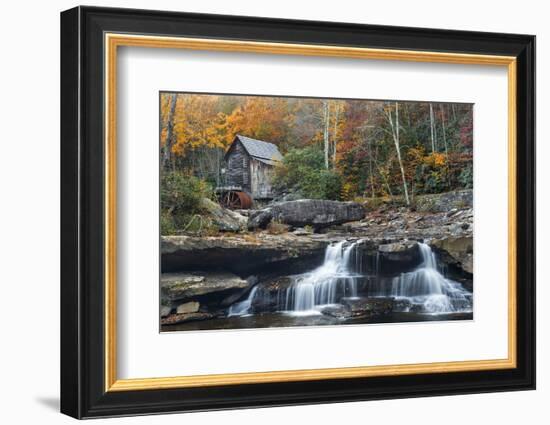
xmin=227 ymin=240 xmax=472 ymax=318
xmin=385 ymin=243 xmax=472 ymax=314
xmin=284 ymin=241 xmax=361 ymax=313
xmin=228 ymin=286 xmax=258 ymax=317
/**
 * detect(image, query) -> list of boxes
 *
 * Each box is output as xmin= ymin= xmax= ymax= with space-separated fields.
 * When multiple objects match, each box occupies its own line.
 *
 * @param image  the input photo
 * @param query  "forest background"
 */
xmin=159 ymin=93 xmax=473 ymax=234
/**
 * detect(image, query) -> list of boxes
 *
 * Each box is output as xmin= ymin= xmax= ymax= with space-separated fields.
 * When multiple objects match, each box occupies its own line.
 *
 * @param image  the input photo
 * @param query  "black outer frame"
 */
xmin=60 ymin=6 xmax=536 ymax=419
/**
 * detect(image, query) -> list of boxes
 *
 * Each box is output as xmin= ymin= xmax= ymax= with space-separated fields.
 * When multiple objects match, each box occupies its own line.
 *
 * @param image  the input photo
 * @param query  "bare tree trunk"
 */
xmin=440 ymin=104 xmax=449 ymax=156
xmin=163 ymin=94 xmax=177 ymax=170
xmin=323 ymin=101 xmax=330 ymax=169
xmin=386 ymin=102 xmax=410 ymax=205
xmin=368 ymin=136 xmax=375 ymax=199
xmin=332 ymin=102 xmax=340 ymax=166
xmin=429 ymin=102 xmax=436 ymax=153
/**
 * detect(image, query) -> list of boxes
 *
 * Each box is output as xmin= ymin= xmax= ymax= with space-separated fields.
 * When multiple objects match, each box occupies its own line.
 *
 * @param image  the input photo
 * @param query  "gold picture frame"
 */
xmin=104 ymin=33 xmax=517 ymax=392
xmin=61 ymin=6 xmax=534 ymax=419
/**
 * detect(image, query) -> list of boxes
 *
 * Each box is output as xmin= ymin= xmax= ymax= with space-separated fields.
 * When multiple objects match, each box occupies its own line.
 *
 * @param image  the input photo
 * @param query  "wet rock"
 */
xmin=176 ymin=301 xmax=200 ymax=314
xmin=342 ymin=297 xmax=394 ymax=317
xmin=376 ymin=241 xmax=422 ymax=274
xmin=321 ymin=297 xmax=394 ymax=319
xmin=349 ymin=241 xmax=422 ymax=276
xmin=378 ymin=241 xmax=417 ymax=253
xmin=220 ymin=276 xmax=259 ymax=307
xmin=320 ymin=304 xmax=350 ymax=319
xmin=249 ymin=277 xmax=294 ymax=312
xmin=248 ymin=199 xmax=365 ymax=230
xmin=393 ymin=298 xmax=413 ymax=312
xmin=161 ymin=312 xmax=214 ymax=326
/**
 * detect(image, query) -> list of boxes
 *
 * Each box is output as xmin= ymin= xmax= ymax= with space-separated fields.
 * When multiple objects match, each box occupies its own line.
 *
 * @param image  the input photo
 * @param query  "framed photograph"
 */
xmin=60 ymin=6 xmax=535 ymax=419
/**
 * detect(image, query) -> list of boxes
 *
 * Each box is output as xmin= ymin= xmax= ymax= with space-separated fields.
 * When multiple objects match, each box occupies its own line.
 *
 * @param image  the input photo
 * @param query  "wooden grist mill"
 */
xmin=217 ymin=135 xmax=282 ymax=209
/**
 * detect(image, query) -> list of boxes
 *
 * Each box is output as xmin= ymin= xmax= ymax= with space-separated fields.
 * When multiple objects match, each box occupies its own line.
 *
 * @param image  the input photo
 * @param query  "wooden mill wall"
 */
xmin=225 ymin=141 xmax=250 ymax=192
xmin=250 ymin=159 xmax=275 ymax=199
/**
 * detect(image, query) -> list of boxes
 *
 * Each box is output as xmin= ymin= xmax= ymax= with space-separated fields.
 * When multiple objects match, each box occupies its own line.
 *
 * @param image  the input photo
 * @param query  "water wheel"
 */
xmin=219 ymin=190 xmax=252 ymax=209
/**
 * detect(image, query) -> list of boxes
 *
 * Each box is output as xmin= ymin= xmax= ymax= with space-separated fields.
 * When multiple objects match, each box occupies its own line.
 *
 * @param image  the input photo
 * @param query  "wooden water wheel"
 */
xmin=219 ymin=190 xmax=252 ymax=209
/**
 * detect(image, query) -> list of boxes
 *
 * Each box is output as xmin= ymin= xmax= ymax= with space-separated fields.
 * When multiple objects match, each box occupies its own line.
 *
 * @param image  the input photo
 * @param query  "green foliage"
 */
xmin=160 ymin=211 xmax=177 ymax=235
xmin=162 ymin=93 xmax=474 ymax=204
xmin=273 ymin=146 xmax=342 ymax=200
xmin=160 ymin=171 xmax=215 ymax=235
xmin=161 ymin=171 xmax=212 ymax=215
xmin=458 ymin=163 xmax=473 ymax=189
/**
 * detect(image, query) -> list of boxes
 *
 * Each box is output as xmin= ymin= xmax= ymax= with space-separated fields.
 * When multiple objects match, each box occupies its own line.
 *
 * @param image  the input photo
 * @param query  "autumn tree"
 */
xmin=160 ymin=92 xmax=473 ymax=204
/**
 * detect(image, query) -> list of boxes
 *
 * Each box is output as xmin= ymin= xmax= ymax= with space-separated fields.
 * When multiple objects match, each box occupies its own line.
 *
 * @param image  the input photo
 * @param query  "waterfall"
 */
xmin=228 ymin=240 xmax=472 ymax=317
xmin=284 ymin=241 xmax=361 ymax=313
xmin=228 ymin=286 xmax=259 ymax=317
xmin=389 ymin=243 xmax=472 ymax=313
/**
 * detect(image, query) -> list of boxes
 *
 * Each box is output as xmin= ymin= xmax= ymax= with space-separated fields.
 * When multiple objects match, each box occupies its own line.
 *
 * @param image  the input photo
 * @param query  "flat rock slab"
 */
xmin=161 ymin=271 xmax=248 ymax=301
xmin=161 ymin=233 xmax=331 ymax=275
xmin=161 ymin=312 xmax=214 ymax=326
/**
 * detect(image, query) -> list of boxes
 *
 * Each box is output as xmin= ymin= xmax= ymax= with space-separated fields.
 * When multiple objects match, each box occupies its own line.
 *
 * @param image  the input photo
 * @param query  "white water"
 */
xmin=389 ymin=243 xmax=472 ymax=313
xmin=228 ymin=286 xmax=258 ymax=317
xmin=228 ymin=241 xmax=472 ymax=317
xmin=284 ymin=241 xmax=360 ymax=312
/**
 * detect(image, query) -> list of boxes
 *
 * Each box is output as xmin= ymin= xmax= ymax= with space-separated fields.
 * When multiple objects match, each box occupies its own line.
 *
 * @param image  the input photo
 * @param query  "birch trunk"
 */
xmin=386 ymin=102 xmax=410 ymax=205
xmin=163 ymin=94 xmax=177 ymax=170
xmin=323 ymin=101 xmax=330 ymax=169
xmin=332 ymin=103 xmax=340 ymax=166
xmin=429 ymin=102 xmax=436 ymax=153
xmin=440 ymin=104 xmax=449 ymax=156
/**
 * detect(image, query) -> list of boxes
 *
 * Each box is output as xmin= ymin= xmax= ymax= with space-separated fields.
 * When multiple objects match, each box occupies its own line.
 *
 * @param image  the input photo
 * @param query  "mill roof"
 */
xmin=226 ymin=135 xmax=283 ymax=162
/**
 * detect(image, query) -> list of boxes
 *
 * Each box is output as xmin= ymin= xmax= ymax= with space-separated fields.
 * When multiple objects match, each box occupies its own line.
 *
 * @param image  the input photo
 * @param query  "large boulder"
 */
xmin=376 ymin=241 xmax=422 ymax=275
xmin=200 ymin=198 xmax=246 ymax=232
xmin=431 ymin=236 xmax=473 ymax=274
xmin=248 ymin=199 xmax=366 ymax=230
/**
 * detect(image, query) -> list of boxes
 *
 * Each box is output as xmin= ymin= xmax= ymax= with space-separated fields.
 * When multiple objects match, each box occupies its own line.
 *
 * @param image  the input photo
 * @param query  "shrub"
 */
xmin=160 ymin=171 xmax=215 ymax=235
xmin=266 ymin=219 xmax=290 ymax=235
xmin=161 ymin=171 xmax=213 ymax=215
xmin=160 ymin=211 xmax=177 ymax=235
xmin=458 ymin=163 xmax=473 ymax=189
xmin=273 ymin=146 xmax=342 ymax=200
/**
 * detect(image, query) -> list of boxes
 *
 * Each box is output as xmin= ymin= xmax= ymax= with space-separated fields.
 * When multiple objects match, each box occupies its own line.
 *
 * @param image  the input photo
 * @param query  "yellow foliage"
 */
xmin=341 ymin=181 xmax=357 ymax=201
xmin=424 ymin=152 xmax=447 ymax=167
xmin=163 ymin=94 xmax=231 ymax=157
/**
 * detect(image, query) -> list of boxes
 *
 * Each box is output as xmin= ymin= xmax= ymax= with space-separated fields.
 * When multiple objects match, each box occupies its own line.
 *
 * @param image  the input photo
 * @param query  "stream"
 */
xmin=164 ymin=240 xmax=473 ymax=332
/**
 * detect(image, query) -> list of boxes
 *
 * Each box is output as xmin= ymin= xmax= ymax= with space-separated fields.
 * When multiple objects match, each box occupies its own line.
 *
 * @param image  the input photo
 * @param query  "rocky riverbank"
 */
xmin=161 ymin=190 xmax=474 ymax=328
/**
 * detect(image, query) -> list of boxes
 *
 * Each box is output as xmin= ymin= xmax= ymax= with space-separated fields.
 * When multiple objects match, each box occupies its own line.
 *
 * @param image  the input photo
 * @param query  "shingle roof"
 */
xmin=233 ymin=135 xmax=283 ymax=162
